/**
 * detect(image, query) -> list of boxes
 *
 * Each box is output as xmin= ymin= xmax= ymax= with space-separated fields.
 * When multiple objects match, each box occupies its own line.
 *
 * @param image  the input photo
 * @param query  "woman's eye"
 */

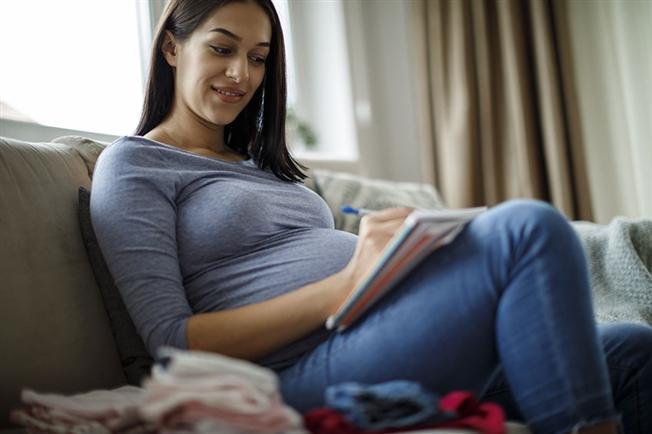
xmin=210 ymin=46 xmax=231 ymax=55
xmin=210 ymin=45 xmax=266 ymax=65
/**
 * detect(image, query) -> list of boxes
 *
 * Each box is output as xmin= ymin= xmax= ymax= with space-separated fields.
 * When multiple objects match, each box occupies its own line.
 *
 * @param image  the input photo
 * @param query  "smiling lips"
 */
xmin=212 ymin=86 xmax=246 ymax=103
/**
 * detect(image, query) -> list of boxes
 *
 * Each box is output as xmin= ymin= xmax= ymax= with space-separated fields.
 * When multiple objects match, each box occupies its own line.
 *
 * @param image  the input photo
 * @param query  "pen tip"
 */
xmin=340 ymin=205 xmax=356 ymax=214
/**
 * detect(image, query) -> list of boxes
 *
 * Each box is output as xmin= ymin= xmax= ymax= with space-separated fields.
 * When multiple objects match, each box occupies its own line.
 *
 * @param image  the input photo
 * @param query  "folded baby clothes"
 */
xmin=10 ymin=347 xmax=307 ymax=434
xmin=431 ymin=391 xmax=505 ymax=434
xmin=10 ymin=406 xmax=112 ymax=434
xmin=305 ymin=385 xmax=505 ymax=434
xmin=303 ymin=408 xmax=458 ymax=434
xmin=9 ymin=385 xmax=156 ymax=434
xmin=325 ymin=380 xmax=450 ymax=430
xmin=304 ymin=408 xmax=387 ymax=434
xmin=139 ymin=346 xmax=308 ymax=434
xmin=156 ymin=399 xmax=308 ymax=434
xmin=153 ymin=346 xmax=279 ymax=396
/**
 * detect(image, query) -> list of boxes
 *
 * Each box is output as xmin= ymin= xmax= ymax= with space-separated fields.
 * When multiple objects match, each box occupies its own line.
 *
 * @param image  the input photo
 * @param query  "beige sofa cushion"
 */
xmin=0 ymin=136 xmax=125 ymax=428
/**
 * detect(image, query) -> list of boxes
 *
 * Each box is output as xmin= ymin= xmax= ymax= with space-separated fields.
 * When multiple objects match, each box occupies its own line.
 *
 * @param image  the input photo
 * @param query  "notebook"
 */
xmin=326 ymin=206 xmax=487 ymax=332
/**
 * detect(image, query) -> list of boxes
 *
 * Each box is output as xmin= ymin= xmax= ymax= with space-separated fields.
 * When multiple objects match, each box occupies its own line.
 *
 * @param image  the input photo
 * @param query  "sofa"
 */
xmin=2 ymin=134 xmax=650 ymax=433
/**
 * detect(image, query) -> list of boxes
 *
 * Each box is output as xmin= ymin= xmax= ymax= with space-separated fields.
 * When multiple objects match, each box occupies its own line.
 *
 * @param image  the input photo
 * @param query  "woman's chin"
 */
xmin=206 ymin=112 xmax=238 ymax=126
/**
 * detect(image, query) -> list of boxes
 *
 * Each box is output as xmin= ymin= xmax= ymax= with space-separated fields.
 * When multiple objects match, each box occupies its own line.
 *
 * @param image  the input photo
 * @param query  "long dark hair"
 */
xmin=135 ymin=0 xmax=307 ymax=183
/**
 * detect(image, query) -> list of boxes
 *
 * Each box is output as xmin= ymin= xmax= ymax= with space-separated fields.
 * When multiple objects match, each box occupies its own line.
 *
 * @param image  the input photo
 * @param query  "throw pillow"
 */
xmin=77 ymin=186 xmax=154 ymax=385
xmin=311 ymin=168 xmax=447 ymax=234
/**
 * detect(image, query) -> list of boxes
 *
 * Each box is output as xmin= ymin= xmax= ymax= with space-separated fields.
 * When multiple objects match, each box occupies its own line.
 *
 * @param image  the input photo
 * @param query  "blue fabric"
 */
xmin=325 ymin=380 xmax=451 ymax=430
xmin=90 ymin=136 xmax=357 ymax=369
xmin=276 ymin=200 xmax=652 ymax=434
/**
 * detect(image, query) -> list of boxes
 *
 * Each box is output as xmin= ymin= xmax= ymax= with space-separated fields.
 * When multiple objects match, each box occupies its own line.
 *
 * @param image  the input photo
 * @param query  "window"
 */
xmin=276 ymin=0 xmax=358 ymax=160
xmin=0 ymin=0 xmax=144 ymax=136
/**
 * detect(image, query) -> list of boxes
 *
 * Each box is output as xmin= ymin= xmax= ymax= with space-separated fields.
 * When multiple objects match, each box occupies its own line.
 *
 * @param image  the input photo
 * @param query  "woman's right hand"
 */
xmin=336 ymin=207 xmax=414 ymax=305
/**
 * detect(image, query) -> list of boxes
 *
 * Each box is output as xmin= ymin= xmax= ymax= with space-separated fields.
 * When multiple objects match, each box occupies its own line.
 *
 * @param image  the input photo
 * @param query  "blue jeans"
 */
xmin=482 ymin=322 xmax=652 ymax=434
xmin=276 ymin=199 xmax=652 ymax=434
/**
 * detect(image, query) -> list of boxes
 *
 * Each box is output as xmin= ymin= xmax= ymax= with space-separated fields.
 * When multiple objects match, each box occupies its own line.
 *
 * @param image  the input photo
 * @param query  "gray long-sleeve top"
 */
xmin=90 ymin=136 xmax=358 ymax=369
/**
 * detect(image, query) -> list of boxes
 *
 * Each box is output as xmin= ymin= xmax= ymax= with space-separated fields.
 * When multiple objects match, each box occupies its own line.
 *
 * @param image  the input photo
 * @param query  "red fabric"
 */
xmin=304 ymin=408 xmax=382 ymax=434
xmin=432 ymin=391 xmax=505 ymax=434
xmin=303 ymin=390 xmax=505 ymax=434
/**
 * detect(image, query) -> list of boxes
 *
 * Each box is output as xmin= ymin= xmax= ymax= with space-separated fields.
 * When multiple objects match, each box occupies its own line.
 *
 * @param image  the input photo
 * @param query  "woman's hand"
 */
xmin=335 ymin=207 xmax=415 ymax=308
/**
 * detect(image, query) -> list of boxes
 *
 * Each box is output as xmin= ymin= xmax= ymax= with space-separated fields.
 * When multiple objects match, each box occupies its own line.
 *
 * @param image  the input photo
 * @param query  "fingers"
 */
xmin=358 ymin=207 xmax=414 ymax=239
xmin=363 ymin=206 xmax=414 ymax=222
xmin=373 ymin=218 xmax=408 ymax=237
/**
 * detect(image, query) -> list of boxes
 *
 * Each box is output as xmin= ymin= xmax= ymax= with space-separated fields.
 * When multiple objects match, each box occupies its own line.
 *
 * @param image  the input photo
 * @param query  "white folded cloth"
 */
xmin=10 ymin=385 xmax=154 ymax=433
xmin=153 ymin=346 xmax=279 ymax=394
xmin=10 ymin=346 xmax=307 ymax=434
xmin=141 ymin=346 xmax=307 ymax=434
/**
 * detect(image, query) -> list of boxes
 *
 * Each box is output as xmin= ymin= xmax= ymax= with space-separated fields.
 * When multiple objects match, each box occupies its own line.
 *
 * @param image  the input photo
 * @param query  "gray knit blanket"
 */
xmin=571 ymin=218 xmax=652 ymax=326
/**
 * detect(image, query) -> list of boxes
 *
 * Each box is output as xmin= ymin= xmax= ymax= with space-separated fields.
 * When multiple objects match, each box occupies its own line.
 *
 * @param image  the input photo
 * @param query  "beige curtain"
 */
xmin=419 ymin=0 xmax=592 ymax=220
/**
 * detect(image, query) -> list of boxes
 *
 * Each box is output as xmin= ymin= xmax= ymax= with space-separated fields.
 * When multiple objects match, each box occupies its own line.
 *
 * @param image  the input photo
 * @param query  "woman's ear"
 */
xmin=161 ymin=30 xmax=179 ymax=68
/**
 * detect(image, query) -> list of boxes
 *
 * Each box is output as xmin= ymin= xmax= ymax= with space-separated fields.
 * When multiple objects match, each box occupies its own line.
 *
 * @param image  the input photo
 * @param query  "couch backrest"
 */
xmin=0 ymin=136 xmax=125 ymax=428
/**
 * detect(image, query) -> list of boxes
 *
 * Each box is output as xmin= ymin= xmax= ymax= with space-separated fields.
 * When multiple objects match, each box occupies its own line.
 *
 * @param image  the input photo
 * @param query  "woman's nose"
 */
xmin=226 ymin=56 xmax=249 ymax=83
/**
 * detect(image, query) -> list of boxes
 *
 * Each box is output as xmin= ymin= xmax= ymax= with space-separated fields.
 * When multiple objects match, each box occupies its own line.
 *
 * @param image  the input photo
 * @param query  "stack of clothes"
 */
xmin=10 ymin=346 xmax=307 ymax=434
xmin=138 ymin=347 xmax=306 ymax=434
xmin=304 ymin=381 xmax=505 ymax=434
xmin=10 ymin=347 xmax=505 ymax=434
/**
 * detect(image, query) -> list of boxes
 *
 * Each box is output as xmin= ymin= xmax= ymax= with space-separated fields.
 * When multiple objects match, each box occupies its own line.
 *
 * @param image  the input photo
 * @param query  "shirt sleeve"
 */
xmin=90 ymin=140 xmax=192 ymax=358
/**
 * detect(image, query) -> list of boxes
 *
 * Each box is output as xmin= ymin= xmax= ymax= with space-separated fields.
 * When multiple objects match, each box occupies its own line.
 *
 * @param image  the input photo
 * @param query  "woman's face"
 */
xmin=165 ymin=1 xmax=272 ymax=127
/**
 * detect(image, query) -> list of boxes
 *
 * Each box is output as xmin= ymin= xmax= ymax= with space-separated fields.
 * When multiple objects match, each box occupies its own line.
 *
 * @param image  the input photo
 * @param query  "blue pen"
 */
xmin=340 ymin=205 xmax=374 ymax=216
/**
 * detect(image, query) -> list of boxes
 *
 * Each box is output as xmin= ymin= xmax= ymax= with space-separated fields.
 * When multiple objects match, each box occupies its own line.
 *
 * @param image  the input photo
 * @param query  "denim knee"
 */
xmin=488 ymin=199 xmax=573 ymax=241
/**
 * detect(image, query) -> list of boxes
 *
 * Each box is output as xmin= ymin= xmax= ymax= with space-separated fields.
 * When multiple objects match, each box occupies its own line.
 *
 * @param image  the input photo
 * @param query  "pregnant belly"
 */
xmin=186 ymin=228 xmax=358 ymax=312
